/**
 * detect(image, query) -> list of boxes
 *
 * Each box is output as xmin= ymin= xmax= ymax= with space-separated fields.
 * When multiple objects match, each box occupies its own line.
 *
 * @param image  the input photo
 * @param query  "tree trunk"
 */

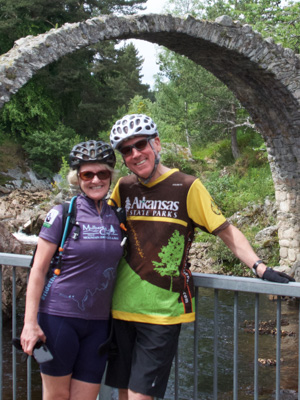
xmin=230 ymin=103 xmax=240 ymax=159
xmin=185 ymin=102 xmax=191 ymax=152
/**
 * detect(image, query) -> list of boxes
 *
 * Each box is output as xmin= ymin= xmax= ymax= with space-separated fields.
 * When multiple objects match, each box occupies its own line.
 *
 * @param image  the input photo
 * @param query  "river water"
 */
xmin=3 ymin=288 xmax=299 ymax=399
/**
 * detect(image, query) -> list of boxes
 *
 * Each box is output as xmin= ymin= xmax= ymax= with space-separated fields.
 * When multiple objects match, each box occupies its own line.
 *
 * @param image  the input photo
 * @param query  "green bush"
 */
xmin=160 ymin=150 xmax=197 ymax=175
xmin=202 ymin=164 xmax=274 ymax=217
xmin=23 ymin=124 xmax=80 ymax=178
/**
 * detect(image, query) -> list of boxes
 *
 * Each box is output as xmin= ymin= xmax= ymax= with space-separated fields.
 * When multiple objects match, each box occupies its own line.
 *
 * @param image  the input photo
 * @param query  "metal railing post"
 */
xmin=213 ymin=289 xmax=218 ymax=400
xmin=233 ymin=291 xmax=239 ymax=400
xmin=193 ymin=287 xmax=199 ymax=399
xmin=276 ymin=296 xmax=282 ymax=400
xmin=298 ymin=301 xmax=300 ymax=400
xmin=0 ymin=267 xmax=2 ymax=400
xmin=12 ymin=267 xmax=17 ymax=400
xmin=254 ymin=293 xmax=259 ymax=400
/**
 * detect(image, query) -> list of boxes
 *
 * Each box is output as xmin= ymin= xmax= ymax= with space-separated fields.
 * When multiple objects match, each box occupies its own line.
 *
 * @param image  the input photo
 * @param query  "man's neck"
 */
xmin=147 ymin=164 xmax=171 ymax=183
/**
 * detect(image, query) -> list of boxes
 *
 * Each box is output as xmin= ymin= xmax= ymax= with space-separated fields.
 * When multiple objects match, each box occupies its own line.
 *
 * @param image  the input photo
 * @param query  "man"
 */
xmin=105 ymin=114 xmax=294 ymax=400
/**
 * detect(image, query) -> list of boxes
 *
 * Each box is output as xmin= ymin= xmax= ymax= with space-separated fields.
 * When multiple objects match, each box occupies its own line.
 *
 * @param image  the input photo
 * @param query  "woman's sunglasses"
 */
xmin=79 ymin=170 xmax=111 ymax=181
xmin=119 ymin=137 xmax=152 ymax=156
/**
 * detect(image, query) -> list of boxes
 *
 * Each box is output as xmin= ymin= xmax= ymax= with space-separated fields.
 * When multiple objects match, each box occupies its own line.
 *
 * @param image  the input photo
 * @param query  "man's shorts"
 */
xmin=105 ymin=319 xmax=181 ymax=398
xmin=38 ymin=313 xmax=109 ymax=384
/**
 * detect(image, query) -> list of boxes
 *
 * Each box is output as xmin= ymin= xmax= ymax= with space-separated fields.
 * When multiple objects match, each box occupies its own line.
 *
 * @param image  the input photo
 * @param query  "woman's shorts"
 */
xmin=38 ymin=313 xmax=109 ymax=384
xmin=105 ymin=319 xmax=181 ymax=398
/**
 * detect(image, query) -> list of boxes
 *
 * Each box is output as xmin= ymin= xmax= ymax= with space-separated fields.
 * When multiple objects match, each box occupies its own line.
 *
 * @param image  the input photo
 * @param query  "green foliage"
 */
xmin=203 ymin=164 xmax=274 ymax=217
xmin=0 ymin=79 xmax=60 ymax=141
xmin=127 ymin=95 xmax=154 ymax=116
xmin=153 ymin=50 xmax=250 ymax=155
xmin=160 ymin=150 xmax=197 ymax=175
xmin=0 ymin=0 xmax=148 ymax=54
xmin=195 ymin=200 xmax=280 ymax=275
xmin=210 ymin=237 xmax=249 ymax=276
xmin=213 ymin=140 xmax=235 ymax=167
xmin=153 ymin=230 xmax=183 ymax=291
xmin=203 ymin=0 xmax=300 ymax=53
xmin=59 ymin=156 xmax=70 ymax=180
xmin=0 ymin=0 xmax=151 ymax=177
xmin=22 ymin=124 xmax=79 ymax=177
xmin=57 ymin=156 xmax=71 ymax=190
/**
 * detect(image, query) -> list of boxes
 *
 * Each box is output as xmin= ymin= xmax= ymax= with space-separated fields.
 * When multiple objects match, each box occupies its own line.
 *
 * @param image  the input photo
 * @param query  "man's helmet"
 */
xmin=110 ymin=114 xmax=158 ymax=150
xmin=69 ymin=140 xmax=116 ymax=169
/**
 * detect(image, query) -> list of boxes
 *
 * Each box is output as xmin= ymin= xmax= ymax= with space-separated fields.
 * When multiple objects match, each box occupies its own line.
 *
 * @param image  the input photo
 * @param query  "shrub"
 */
xmin=160 ymin=150 xmax=197 ymax=175
xmin=23 ymin=124 xmax=80 ymax=177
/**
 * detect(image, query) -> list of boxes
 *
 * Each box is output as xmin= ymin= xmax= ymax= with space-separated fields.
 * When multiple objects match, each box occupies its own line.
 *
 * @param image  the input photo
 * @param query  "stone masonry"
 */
xmin=0 ymin=14 xmax=299 ymax=265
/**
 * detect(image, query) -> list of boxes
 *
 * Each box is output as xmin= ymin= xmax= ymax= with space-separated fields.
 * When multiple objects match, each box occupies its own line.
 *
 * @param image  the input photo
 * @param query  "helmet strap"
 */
xmin=137 ymin=139 xmax=160 ymax=184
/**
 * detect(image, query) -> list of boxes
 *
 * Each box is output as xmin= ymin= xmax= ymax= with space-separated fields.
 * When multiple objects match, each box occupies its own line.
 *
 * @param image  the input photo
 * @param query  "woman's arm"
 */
xmin=20 ymin=238 xmax=57 ymax=355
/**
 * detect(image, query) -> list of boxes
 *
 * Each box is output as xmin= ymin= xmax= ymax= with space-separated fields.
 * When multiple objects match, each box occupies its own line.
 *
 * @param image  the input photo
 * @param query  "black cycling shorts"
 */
xmin=38 ymin=313 xmax=109 ymax=384
xmin=105 ymin=319 xmax=181 ymax=398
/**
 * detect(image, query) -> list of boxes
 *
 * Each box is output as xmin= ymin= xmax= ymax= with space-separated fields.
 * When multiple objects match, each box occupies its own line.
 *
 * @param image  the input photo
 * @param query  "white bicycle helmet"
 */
xmin=110 ymin=114 xmax=158 ymax=150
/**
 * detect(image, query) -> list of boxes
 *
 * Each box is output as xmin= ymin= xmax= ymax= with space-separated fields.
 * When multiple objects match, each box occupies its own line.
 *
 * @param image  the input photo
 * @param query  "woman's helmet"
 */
xmin=69 ymin=140 xmax=116 ymax=169
xmin=110 ymin=114 xmax=158 ymax=150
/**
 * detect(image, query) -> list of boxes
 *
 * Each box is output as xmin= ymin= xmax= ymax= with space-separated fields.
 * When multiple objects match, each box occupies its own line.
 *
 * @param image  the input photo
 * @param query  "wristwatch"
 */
xmin=252 ymin=259 xmax=264 ymax=276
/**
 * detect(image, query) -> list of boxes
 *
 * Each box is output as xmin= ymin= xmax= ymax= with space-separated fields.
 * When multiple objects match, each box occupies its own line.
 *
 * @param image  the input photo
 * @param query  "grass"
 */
xmin=202 ymin=164 xmax=274 ymax=217
xmin=189 ymin=130 xmax=274 ymax=217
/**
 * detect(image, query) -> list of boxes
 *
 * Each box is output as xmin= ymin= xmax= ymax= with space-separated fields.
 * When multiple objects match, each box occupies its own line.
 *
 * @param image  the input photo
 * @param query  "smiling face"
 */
xmin=78 ymin=162 xmax=111 ymax=202
xmin=120 ymin=135 xmax=161 ymax=182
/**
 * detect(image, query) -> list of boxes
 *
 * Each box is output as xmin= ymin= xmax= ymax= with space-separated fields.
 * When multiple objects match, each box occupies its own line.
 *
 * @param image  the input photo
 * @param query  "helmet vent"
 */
xmin=110 ymin=114 xmax=158 ymax=150
xmin=69 ymin=140 xmax=116 ymax=169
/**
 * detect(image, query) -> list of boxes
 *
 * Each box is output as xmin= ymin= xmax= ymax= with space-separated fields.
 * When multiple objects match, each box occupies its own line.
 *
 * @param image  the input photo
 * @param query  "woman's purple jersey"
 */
xmin=38 ymin=195 xmax=123 ymax=320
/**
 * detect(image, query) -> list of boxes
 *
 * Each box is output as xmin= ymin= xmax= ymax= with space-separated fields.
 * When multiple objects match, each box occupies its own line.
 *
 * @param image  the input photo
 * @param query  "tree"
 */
xmin=0 ymin=0 xmax=147 ymax=54
xmin=153 ymin=230 xmax=183 ymax=292
xmin=90 ymin=42 xmax=150 ymax=128
xmin=22 ymin=124 xmax=79 ymax=177
xmin=127 ymin=95 xmax=154 ymax=116
xmin=153 ymin=50 xmax=249 ymax=159
xmin=152 ymin=0 xmax=300 ymax=157
xmin=204 ymin=0 xmax=300 ymax=53
xmin=0 ymin=0 xmax=151 ymax=175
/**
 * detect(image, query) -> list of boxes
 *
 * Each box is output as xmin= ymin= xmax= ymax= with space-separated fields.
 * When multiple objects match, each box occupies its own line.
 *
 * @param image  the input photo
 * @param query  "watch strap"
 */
xmin=252 ymin=259 xmax=263 ymax=276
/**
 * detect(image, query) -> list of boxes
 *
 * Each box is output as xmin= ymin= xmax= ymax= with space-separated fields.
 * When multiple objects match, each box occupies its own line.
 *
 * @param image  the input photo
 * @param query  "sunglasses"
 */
xmin=79 ymin=170 xmax=111 ymax=181
xmin=119 ymin=137 xmax=152 ymax=156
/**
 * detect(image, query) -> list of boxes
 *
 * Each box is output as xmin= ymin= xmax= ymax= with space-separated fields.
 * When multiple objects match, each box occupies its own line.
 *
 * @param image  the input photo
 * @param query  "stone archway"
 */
xmin=0 ymin=14 xmax=299 ymax=266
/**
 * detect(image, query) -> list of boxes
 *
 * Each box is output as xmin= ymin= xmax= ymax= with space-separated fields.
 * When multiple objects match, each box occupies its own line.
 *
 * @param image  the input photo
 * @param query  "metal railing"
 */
xmin=1 ymin=252 xmax=300 ymax=399
xmin=190 ymin=273 xmax=300 ymax=400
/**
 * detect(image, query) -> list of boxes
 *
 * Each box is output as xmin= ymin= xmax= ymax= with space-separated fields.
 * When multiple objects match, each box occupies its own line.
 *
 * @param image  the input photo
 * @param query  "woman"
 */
xmin=20 ymin=140 xmax=123 ymax=400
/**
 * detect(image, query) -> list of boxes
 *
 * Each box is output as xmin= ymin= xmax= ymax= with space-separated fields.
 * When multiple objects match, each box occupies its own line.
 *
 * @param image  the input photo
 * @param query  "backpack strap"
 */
xmin=30 ymin=196 xmax=79 ymax=272
xmin=109 ymin=198 xmax=127 ymax=248
xmin=54 ymin=195 xmax=78 ymax=276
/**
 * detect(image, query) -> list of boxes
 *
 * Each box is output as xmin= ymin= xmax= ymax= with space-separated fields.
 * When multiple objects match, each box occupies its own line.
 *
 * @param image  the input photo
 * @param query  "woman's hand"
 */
xmin=20 ymin=322 xmax=46 ymax=355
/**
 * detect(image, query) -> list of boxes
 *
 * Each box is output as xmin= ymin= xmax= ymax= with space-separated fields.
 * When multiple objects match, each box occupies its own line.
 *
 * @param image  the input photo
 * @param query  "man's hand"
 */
xmin=262 ymin=267 xmax=295 ymax=283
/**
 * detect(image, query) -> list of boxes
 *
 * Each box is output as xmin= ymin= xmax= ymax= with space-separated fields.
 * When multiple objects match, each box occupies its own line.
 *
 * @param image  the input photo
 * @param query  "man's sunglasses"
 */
xmin=79 ymin=170 xmax=111 ymax=181
xmin=119 ymin=137 xmax=152 ymax=156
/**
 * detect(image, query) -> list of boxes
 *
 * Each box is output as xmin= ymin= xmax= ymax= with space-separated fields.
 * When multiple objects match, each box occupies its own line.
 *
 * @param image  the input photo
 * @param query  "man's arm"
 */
xmin=217 ymin=224 xmax=294 ymax=283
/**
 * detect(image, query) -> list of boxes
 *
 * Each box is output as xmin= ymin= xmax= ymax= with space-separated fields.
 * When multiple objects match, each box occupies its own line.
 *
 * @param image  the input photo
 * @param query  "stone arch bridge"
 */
xmin=0 ymin=14 xmax=299 ymax=266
